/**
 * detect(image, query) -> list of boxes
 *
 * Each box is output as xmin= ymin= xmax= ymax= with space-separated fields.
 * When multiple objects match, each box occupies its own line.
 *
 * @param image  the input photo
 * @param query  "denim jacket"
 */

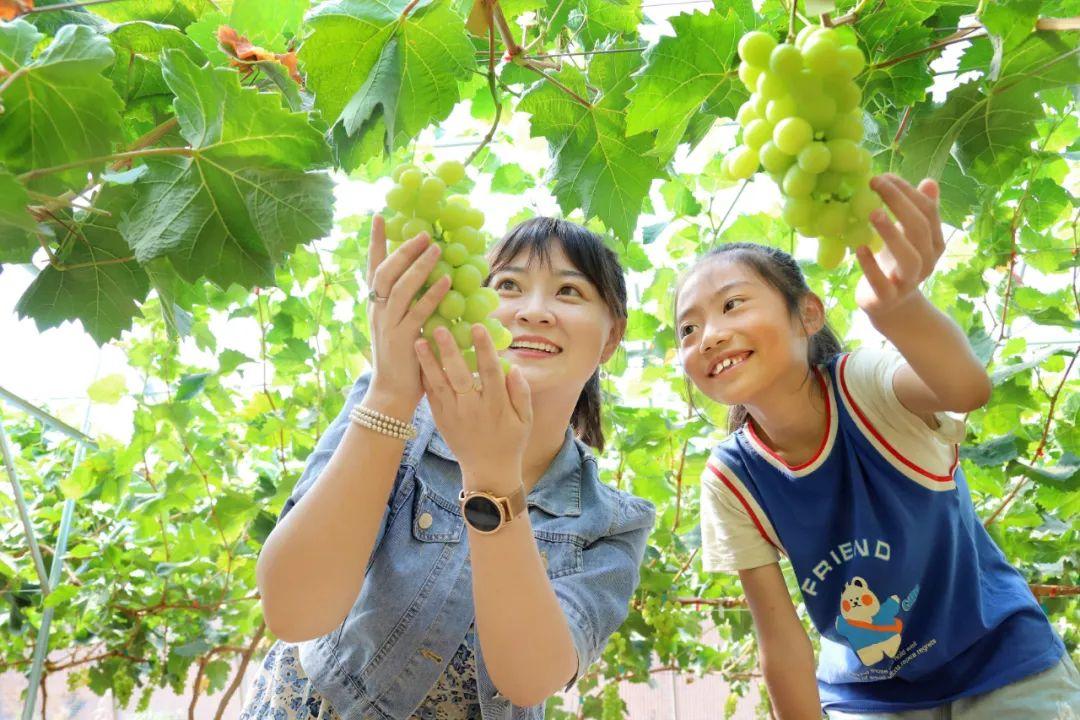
xmin=277 ymin=373 xmax=656 ymax=720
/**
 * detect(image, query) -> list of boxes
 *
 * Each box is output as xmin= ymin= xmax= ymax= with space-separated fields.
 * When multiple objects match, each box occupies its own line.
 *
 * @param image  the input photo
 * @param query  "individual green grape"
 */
xmin=385 ymin=186 xmax=414 ymax=213
xmin=738 ymin=31 xmax=776 ymax=67
xmin=852 ymin=147 xmax=872 ymax=175
xmin=454 ymin=226 xmax=486 ymax=254
xmin=439 ymin=202 xmax=468 ymax=231
xmin=443 ymin=242 xmax=469 ymax=266
xmin=726 ymin=145 xmax=760 ymax=179
xmin=773 ymin=117 xmax=813 ymax=155
xmin=436 ymin=160 xmax=466 ymax=186
xmin=398 ymin=168 xmax=423 ymax=191
xmin=452 ymin=265 xmax=483 ymax=295
xmin=836 ymin=44 xmax=866 ymax=79
xmin=419 ymin=176 xmax=447 ymax=204
xmin=759 ymin=141 xmax=794 ymax=174
xmin=816 ymin=201 xmax=850 ymax=236
xmin=450 ymin=321 xmax=473 ymax=349
xmin=465 ymin=207 xmax=485 ymax=229
xmin=385 ymin=213 xmax=407 ymax=242
xmin=738 ymin=62 xmax=762 ymax=91
xmin=391 ymin=163 xmax=416 ymax=182
xmin=816 ymin=170 xmax=844 ymax=195
xmin=473 ymin=286 xmax=499 ymax=313
xmin=817 ymin=236 xmax=846 ymax=268
xmin=743 ymin=119 xmax=773 ymax=149
xmin=802 ymin=95 xmax=837 ymax=130
xmin=447 ymin=194 xmax=470 ymax=208
xmin=790 ymin=69 xmax=824 ymax=103
xmin=765 ymin=96 xmax=796 ymax=123
xmin=843 ymin=222 xmax=877 ymax=249
xmin=438 ymin=290 xmax=466 ymax=320
xmin=826 ymin=139 xmax=860 ymax=172
xmin=401 ymin=217 xmax=432 ymax=241
xmin=736 ymin=101 xmax=759 ymax=126
xmin=798 ymin=142 xmax=831 ymax=174
xmin=415 ymin=200 xmax=443 ymax=223
xmin=830 ymin=80 xmax=861 ymax=112
xmin=826 ymin=112 xmax=864 ymax=141
xmin=751 ymin=92 xmax=769 ymax=116
xmin=484 ymin=318 xmax=512 ymax=350
xmin=803 ymin=29 xmax=839 ymax=74
xmin=794 ymin=24 xmax=818 ymax=49
xmin=423 ymin=314 xmax=451 ymax=338
xmin=466 ymin=255 xmax=490 ymax=278
xmin=756 ymin=71 xmax=787 ymax=100
xmin=782 ymin=165 xmax=816 ymax=197
xmin=769 ymin=43 xmax=803 ymax=77
xmin=429 ymin=260 xmax=452 ymax=285
xmin=782 ymin=196 xmax=815 ymax=227
xmin=463 ymin=292 xmax=491 ymax=323
xmin=850 ymin=185 xmax=881 ymax=220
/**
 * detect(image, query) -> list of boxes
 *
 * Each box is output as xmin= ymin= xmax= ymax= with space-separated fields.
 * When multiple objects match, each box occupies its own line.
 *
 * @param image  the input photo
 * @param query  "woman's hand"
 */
xmin=414 ymin=324 xmax=532 ymax=480
xmin=855 ymin=174 xmax=945 ymax=322
xmin=366 ymin=215 xmax=452 ymax=412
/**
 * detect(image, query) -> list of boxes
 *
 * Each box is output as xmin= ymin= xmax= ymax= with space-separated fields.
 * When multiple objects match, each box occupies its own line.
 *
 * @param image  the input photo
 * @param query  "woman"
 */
xmin=243 ymin=216 xmax=656 ymax=719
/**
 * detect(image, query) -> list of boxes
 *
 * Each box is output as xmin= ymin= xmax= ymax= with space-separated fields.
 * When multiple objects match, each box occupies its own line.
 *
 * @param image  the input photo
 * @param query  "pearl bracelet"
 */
xmin=348 ymin=405 xmax=417 ymax=441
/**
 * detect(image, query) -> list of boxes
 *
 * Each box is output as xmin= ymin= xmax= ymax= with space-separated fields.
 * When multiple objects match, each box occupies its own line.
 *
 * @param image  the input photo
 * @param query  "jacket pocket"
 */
xmin=411 ymin=477 xmax=465 ymax=543
xmin=534 ymin=531 xmax=584 ymax=579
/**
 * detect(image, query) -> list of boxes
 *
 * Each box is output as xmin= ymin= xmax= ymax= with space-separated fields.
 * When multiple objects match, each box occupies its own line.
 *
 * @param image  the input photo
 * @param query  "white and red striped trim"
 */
xmin=705 ymin=459 xmax=786 ymax=555
xmin=836 ymin=353 xmax=958 ymax=492
xmin=743 ymin=367 xmax=838 ymax=477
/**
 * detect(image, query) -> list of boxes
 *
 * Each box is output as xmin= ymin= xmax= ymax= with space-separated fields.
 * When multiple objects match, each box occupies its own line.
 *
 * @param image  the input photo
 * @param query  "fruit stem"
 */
xmin=787 ymin=0 xmax=799 ymax=42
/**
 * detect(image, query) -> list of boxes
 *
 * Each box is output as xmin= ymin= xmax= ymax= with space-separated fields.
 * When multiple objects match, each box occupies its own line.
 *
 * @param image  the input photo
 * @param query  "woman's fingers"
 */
xmin=370 ymin=232 xmax=431 ymax=300
xmin=386 ymin=243 xmax=443 ymax=321
xmin=403 ymin=276 xmax=452 ymax=331
xmin=506 ymin=366 xmax=532 ymax=426
xmin=367 ymin=215 xmax=387 ymax=289
xmin=917 ymin=178 xmax=946 ymax=256
xmin=472 ymin=324 xmax=502 ymax=395
xmin=433 ymin=327 xmax=475 ymax=394
xmin=415 ymin=339 xmax=449 ymax=398
xmin=855 ymin=244 xmax=891 ymax=302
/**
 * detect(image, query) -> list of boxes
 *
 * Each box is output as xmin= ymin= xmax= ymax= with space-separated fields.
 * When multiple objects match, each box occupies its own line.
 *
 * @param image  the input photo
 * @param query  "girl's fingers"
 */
xmin=386 ymin=243 xmax=443 ymax=321
xmin=367 ymin=215 xmax=387 ymax=289
xmin=872 ymin=176 xmax=930 ymax=263
xmin=870 ymin=210 xmax=919 ymax=285
xmin=472 ymin=324 xmax=502 ymax=396
xmin=917 ymin=178 xmax=946 ymax=256
xmin=415 ymin=340 xmax=450 ymax=398
xmin=506 ymin=366 xmax=532 ymax=425
xmin=403 ymin=276 xmax=452 ymax=331
xmin=371 ymin=232 xmax=432 ymax=300
xmin=433 ymin=327 xmax=474 ymax=394
xmin=855 ymin=244 xmax=891 ymax=300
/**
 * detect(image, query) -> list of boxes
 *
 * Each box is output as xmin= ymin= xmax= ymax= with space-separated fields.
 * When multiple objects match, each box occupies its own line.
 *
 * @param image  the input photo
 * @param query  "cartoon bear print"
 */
xmin=834 ymin=576 xmax=904 ymax=666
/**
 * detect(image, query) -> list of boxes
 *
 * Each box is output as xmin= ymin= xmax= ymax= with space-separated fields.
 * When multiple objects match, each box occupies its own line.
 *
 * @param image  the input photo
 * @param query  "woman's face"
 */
xmin=676 ymin=258 xmax=811 ymax=407
xmin=489 ymin=242 xmax=623 ymax=396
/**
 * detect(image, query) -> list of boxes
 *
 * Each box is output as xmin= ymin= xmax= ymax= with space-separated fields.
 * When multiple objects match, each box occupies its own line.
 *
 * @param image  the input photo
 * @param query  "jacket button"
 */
xmin=418 ymin=512 xmax=433 ymax=529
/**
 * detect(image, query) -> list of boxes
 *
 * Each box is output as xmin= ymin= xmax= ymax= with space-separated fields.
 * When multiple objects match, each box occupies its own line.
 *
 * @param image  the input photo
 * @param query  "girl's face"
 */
xmin=676 ymin=258 xmax=812 ymax=406
xmin=489 ymin=242 xmax=623 ymax=396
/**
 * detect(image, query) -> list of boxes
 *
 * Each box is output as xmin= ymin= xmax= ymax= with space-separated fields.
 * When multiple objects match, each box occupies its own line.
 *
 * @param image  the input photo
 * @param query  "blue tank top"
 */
xmin=707 ymin=353 xmax=1064 ymax=713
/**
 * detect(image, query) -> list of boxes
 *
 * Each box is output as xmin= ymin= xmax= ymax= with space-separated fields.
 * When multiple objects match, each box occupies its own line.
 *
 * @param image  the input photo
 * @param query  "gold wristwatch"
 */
xmin=459 ymin=485 xmax=526 ymax=534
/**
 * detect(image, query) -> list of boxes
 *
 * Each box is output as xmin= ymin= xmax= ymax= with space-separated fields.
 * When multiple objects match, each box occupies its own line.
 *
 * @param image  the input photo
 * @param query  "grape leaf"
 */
xmin=567 ymin=0 xmax=642 ymax=49
xmin=88 ymin=0 xmax=214 ymax=28
xmin=228 ymin=0 xmax=309 ymax=47
xmin=0 ymin=21 xmax=124 ymax=193
xmin=520 ymin=48 xmax=664 ymax=241
xmin=0 ymin=169 xmax=38 ymax=263
xmin=300 ymin=0 xmax=473 ymax=165
xmin=901 ymin=31 xmax=1080 ymax=190
xmin=15 ymin=185 xmax=151 ymax=344
xmin=625 ymin=9 xmax=747 ymax=163
xmin=119 ymin=50 xmax=334 ymax=289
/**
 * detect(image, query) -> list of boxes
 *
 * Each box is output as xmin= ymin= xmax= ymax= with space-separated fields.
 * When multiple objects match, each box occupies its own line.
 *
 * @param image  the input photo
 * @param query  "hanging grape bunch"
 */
xmin=725 ymin=26 xmax=884 ymax=269
xmin=383 ymin=161 xmax=514 ymax=373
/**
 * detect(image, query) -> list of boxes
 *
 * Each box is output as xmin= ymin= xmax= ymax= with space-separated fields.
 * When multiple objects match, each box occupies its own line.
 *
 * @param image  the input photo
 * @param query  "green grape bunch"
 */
xmin=725 ymin=26 xmax=885 ymax=269
xmin=382 ymin=161 xmax=514 ymax=373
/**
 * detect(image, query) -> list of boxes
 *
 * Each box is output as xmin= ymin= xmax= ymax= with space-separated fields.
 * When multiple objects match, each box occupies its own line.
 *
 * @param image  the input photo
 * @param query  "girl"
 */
xmin=674 ymin=174 xmax=1079 ymax=719
xmin=244 ymin=217 xmax=655 ymax=719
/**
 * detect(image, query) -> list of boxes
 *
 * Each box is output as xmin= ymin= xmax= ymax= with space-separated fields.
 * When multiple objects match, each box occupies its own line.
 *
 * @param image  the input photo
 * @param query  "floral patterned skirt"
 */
xmin=240 ymin=630 xmax=482 ymax=720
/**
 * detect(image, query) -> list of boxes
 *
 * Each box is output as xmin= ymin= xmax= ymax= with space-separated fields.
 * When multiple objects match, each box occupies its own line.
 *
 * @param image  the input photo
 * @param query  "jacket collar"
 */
xmin=425 ymin=418 xmax=584 ymax=518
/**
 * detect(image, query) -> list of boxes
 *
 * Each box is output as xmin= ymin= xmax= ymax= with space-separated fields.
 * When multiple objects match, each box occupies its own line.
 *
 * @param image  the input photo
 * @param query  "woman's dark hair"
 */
xmin=486 ymin=216 xmax=627 ymax=451
xmin=674 ymin=242 xmax=844 ymax=433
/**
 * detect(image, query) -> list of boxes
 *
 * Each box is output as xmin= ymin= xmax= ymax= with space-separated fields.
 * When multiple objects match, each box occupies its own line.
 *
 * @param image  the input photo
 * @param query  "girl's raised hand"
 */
xmin=855 ymin=174 xmax=945 ymax=320
xmin=415 ymin=325 xmax=532 ymax=477
xmin=365 ymin=215 xmax=452 ymax=411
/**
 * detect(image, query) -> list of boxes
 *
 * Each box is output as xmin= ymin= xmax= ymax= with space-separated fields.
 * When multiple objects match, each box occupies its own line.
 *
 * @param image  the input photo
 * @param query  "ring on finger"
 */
xmin=367 ymin=288 xmax=389 ymax=303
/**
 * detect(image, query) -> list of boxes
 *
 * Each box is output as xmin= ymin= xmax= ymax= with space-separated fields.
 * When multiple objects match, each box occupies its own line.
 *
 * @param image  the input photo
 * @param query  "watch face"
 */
xmin=463 ymin=495 xmax=502 ymax=532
